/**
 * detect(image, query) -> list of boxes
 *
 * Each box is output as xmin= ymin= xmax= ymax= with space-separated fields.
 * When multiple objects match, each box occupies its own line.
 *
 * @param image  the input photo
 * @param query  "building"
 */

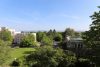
xmin=21 ymin=31 xmax=36 ymax=42
xmin=13 ymin=33 xmax=24 ymax=44
xmin=66 ymin=37 xmax=84 ymax=48
xmin=65 ymin=36 xmax=86 ymax=58
xmin=0 ymin=27 xmax=37 ymax=45
xmin=0 ymin=27 xmax=17 ymax=36
xmin=13 ymin=31 xmax=36 ymax=45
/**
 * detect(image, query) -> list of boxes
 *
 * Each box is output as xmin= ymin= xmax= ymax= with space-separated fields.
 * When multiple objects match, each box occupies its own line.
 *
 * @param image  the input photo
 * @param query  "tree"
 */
xmin=63 ymin=28 xmax=75 ymax=37
xmin=37 ymin=30 xmax=63 ymax=46
xmin=47 ymin=29 xmax=53 ymax=36
xmin=74 ymin=32 xmax=82 ymax=37
xmin=0 ymin=39 xmax=11 ymax=65
xmin=37 ymin=31 xmax=54 ymax=46
xmin=20 ymin=33 xmax=35 ymax=47
xmin=82 ymin=7 xmax=100 ymax=66
xmin=25 ymin=46 xmax=76 ymax=67
xmin=41 ymin=35 xmax=53 ymax=46
xmin=53 ymin=29 xmax=56 ymax=35
xmin=47 ymin=29 xmax=63 ymax=41
xmin=37 ymin=32 xmax=46 ymax=42
xmin=63 ymin=28 xmax=81 ymax=38
xmin=0 ymin=28 xmax=13 ymax=43
xmin=47 ymin=29 xmax=54 ymax=40
xmin=54 ymin=33 xmax=62 ymax=42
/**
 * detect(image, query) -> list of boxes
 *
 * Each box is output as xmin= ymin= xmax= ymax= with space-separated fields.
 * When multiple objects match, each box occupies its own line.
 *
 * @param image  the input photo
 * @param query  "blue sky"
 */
xmin=0 ymin=0 xmax=100 ymax=31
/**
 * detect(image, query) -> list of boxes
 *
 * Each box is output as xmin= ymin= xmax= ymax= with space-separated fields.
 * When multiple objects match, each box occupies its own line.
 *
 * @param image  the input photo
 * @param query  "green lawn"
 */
xmin=10 ymin=48 xmax=35 ymax=59
xmin=5 ymin=47 xmax=35 ymax=66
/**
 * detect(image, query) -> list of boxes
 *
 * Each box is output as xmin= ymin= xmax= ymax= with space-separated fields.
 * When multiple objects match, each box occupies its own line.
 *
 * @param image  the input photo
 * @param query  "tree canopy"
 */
xmin=37 ymin=32 xmax=46 ymax=42
xmin=82 ymin=7 xmax=100 ymax=66
xmin=53 ymin=33 xmax=62 ymax=42
xmin=25 ymin=46 xmax=76 ymax=67
xmin=63 ymin=28 xmax=81 ymax=39
xmin=20 ymin=33 xmax=35 ymax=47
xmin=0 ymin=28 xmax=13 ymax=42
xmin=41 ymin=35 xmax=53 ymax=46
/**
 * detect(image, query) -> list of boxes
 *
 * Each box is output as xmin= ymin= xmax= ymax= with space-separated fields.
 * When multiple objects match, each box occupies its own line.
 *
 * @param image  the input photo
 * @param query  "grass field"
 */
xmin=4 ymin=47 xmax=35 ymax=66
xmin=10 ymin=48 xmax=35 ymax=59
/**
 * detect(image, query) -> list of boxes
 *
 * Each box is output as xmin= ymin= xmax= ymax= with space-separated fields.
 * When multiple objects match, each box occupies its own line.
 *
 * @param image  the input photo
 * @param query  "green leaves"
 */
xmin=0 ymin=40 xmax=11 ymax=65
xmin=37 ymin=32 xmax=46 ymax=42
xmin=25 ymin=46 xmax=76 ymax=67
xmin=82 ymin=7 xmax=100 ymax=66
xmin=20 ymin=33 xmax=35 ymax=47
xmin=0 ymin=28 xmax=13 ymax=44
xmin=41 ymin=35 xmax=53 ymax=46
xmin=63 ymin=28 xmax=81 ymax=39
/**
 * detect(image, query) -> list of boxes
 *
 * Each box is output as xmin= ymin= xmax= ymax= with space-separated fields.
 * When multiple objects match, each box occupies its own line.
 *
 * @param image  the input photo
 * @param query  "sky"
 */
xmin=0 ymin=0 xmax=100 ymax=31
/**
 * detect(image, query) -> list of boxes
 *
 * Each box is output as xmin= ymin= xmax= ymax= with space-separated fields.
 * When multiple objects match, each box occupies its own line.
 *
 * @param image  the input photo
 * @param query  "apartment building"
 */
xmin=13 ymin=31 xmax=36 ymax=45
xmin=0 ymin=27 xmax=36 ymax=45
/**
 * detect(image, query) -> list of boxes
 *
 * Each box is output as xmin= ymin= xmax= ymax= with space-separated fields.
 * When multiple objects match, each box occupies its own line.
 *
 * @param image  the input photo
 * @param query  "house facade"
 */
xmin=66 ymin=37 xmax=84 ymax=48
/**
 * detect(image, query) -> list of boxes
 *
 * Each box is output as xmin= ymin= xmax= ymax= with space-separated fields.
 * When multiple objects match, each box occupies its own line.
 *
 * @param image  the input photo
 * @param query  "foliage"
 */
xmin=82 ymin=7 xmax=100 ymax=66
xmin=37 ymin=30 xmax=63 ymax=46
xmin=58 ymin=42 xmax=68 ymax=50
xmin=47 ymin=29 xmax=53 ymax=35
xmin=37 ymin=32 xmax=46 ymax=42
xmin=37 ymin=31 xmax=53 ymax=46
xmin=0 ymin=40 xmax=11 ymax=65
xmin=54 ymin=33 xmax=62 ymax=41
xmin=0 ymin=28 xmax=13 ymax=44
xmin=63 ymin=28 xmax=75 ymax=38
xmin=63 ymin=28 xmax=81 ymax=40
xmin=74 ymin=32 xmax=82 ymax=37
xmin=25 ymin=46 xmax=76 ymax=67
xmin=41 ymin=35 xmax=53 ymax=46
xmin=20 ymin=33 xmax=35 ymax=47
xmin=47 ymin=29 xmax=54 ymax=40
xmin=47 ymin=29 xmax=62 ymax=40
xmin=10 ymin=59 xmax=20 ymax=66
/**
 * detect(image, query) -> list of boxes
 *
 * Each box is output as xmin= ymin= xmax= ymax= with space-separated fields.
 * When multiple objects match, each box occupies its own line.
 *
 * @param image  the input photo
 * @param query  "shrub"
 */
xmin=10 ymin=59 xmax=20 ymax=67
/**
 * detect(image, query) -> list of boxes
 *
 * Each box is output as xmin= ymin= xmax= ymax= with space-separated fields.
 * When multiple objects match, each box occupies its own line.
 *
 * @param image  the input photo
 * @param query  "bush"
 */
xmin=10 ymin=59 xmax=20 ymax=66
xmin=0 ymin=40 xmax=11 ymax=65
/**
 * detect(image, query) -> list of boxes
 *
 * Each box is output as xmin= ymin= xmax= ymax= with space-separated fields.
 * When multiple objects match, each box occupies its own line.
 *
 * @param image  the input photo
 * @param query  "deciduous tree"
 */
xmin=20 ymin=33 xmax=35 ymax=47
xmin=0 ymin=28 xmax=13 ymax=43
